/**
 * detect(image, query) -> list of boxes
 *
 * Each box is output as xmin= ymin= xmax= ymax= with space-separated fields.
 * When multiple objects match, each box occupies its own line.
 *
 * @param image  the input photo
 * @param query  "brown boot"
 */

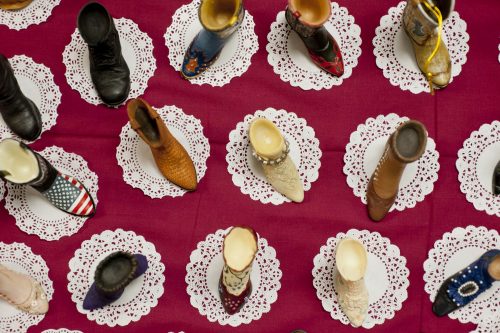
xmin=366 ymin=120 xmax=427 ymax=221
xmin=402 ymin=0 xmax=455 ymax=89
xmin=127 ymin=98 xmax=197 ymax=191
xmin=0 ymin=0 xmax=32 ymax=10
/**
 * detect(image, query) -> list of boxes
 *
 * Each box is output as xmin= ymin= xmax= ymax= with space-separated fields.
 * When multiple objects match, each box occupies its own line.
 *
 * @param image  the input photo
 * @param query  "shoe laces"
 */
xmin=89 ymin=31 xmax=119 ymax=67
xmin=421 ymin=0 xmax=443 ymax=95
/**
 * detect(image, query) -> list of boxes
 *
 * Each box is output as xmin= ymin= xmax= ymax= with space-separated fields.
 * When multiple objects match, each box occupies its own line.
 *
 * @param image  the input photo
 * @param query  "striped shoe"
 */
xmin=0 ymin=138 xmax=96 ymax=218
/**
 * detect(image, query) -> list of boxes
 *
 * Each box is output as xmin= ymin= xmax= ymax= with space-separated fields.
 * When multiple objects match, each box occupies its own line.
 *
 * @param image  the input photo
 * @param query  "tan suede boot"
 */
xmin=366 ymin=120 xmax=427 ymax=221
xmin=402 ymin=0 xmax=455 ymax=89
xmin=0 ymin=0 xmax=32 ymax=10
xmin=0 ymin=264 xmax=48 ymax=315
xmin=335 ymin=238 xmax=369 ymax=327
xmin=249 ymin=118 xmax=304 ymax=203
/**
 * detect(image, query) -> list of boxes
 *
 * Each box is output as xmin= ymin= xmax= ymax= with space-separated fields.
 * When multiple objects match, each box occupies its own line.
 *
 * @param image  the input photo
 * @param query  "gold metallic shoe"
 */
xmin=249 ymin=118 xmax=304 ymax=203
xmin=334 ymin=238 xmax=369 ymax=328
xmin=0 ymin=264 xmax=48 ymax=315
xmin=0 ymin=0 xmax=32 ymax=10
xmin=403 ymin=0 xmax=455 ymax=92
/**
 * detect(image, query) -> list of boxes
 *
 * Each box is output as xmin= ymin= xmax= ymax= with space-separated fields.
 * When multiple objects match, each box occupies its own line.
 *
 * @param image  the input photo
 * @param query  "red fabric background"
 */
xmin=0 ymin=0 xmax=498 ymax=332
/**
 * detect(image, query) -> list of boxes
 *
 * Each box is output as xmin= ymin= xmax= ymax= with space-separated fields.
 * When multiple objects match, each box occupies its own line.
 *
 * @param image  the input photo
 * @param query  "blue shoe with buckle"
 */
xmin=432 ymin=249 xmax=500 ymax=316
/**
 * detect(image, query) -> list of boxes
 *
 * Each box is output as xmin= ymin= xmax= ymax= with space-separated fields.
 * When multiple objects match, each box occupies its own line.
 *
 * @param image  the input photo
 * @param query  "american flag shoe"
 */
xmin=42 ymin=173 xmax=95 ymax=217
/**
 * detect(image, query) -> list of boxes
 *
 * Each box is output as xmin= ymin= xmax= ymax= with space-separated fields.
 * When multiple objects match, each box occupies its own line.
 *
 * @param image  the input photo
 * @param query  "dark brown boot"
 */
xmin=366 ymin=120 xmax=427 ymax=221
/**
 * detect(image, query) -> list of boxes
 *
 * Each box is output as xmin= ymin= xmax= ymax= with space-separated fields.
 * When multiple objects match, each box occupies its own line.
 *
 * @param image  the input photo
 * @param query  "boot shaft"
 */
xmin=403 ymin=0 xmax=455 ymax=45
xmin=199 ymin=0 xmax=245 ymax=38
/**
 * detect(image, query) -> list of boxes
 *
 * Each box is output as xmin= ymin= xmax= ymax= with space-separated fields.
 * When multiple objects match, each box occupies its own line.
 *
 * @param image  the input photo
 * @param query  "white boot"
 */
xmin=334 ymin=238 xmax=369 ymax=327
xmin=249 ymin=118 xmax=304 ymax=203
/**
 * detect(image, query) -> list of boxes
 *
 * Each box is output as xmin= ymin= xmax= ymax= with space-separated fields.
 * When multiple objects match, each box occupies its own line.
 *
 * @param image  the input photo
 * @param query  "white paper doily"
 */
xmin=164 ymin=0 xmax=258 ymax=87
xmin=4 ymin=146 xmax=99 ymax=241
xmin=424 ymin=226 xmax=499 ymax=325
xmin=343 ymin=113 xmax=439 ymax=212
xmin=67 ymin=229 xmax=165 ymax=327
xmin=226 ymin=107 xmax=322 ymax=205
xmin=186 ymin=228 xmax=282 ymax=327
xmin=312 ymin=229 xmax=409 ymax=329
xmin=63 ymin=18 xmax=156 ymax=106
xmin=116 ymin=105 xmax=210 ymax=198
xmin=0 ymin=0 xmax=60 ymax=30
xmin=456 ymin=121 xmax=500 ymax=217
xmin=0 ymin=242 xmax=54 ymax=333
xmin=0 ymin=55 xmax=61 ymax=142
xmin=42 ymin=330 xmax=83 ymax=333
xmin=373 ymin=1 xmax=469 ymax=94
xmin=472 ymin=316 xmax=500 ymax=333
xmin=266 ymin=2 xmax=362 ymax=90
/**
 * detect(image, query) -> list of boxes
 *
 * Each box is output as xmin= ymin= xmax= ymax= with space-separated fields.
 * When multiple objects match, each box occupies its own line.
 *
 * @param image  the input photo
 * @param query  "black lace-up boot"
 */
xmin=78 ymin=2 xmax=130 ymax=106
xmin=0 ymin=54 xmax=42 ymax=141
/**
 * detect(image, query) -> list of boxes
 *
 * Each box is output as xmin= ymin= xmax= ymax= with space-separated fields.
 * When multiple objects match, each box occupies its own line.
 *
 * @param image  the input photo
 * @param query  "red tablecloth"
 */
xmin=0 ymin=0 xmax=498 ymax=332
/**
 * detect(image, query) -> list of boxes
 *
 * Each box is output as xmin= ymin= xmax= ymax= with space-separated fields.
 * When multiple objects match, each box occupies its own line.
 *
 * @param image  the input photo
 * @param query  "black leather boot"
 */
xmin=0 ymin=55 xmax=42 ymax=141
xmin=493 ymin=160 xmax=500 ymax=195
xmin=77 ymin=2 xmax=130 ymax=106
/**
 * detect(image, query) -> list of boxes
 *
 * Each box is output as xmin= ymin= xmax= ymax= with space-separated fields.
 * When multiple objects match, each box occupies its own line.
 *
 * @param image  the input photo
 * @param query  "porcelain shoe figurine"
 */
xmin=0 ymin=139 xmax=96 ymax=217
xmin=493 ymin=160 xmax=500 ymax=195
xmin=219 ymin=226 xmax=258 ymax=315
xmin=83 ymin=251 xmax=148 ymax=310
xmin=0 ymin=0 xmax=32 ymax=10
xmin=403 ymin=0 xmax=455 ymax=90
xmin=78 ymin=2 xmax=130 ymax=106
xmin=249 ymin=118 xmax=304 ymax=203
xmin=127 ymin=98 xmax=197 ymax=191
xmin=366 ymin=120 xmax=427 ymax=221
xmin=181 ymin=0 xmax=244 ymax=79
xmin=286 ymin=0 xmax=344 ymax=77
xmin=433 ymin=249 xmax=500 ymax=316
xmin=0 ymin=263 xmax=48 ymax=315
xmin=0 ymin=54 xmax=42 ymax=141
xmin=334 ymin=238 xmax=369 ymax=327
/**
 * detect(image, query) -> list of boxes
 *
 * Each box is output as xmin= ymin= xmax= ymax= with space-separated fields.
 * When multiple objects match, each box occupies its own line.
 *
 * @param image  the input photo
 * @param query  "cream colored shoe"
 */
xmin=334 ymin=238 xmax=369 ymax=327
xmin=0 ymin=264 xmax=48 ymax=315
xmin=249 ymin=118 xmax=304 ymax=203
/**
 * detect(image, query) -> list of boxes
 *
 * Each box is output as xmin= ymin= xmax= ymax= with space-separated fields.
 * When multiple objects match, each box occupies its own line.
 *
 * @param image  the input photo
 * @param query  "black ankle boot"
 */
xmin=0 ymin=55 xmax=42 ymax=141
xmin=77 ymin=2 xmax=130 ymax=106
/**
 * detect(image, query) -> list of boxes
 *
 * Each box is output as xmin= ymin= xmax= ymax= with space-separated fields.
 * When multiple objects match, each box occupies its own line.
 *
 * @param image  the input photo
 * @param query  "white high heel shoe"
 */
xmin=249 ymin=118 xmax=304 ymax=203
xmin=334 ymin=238 xmax=369 ymax=327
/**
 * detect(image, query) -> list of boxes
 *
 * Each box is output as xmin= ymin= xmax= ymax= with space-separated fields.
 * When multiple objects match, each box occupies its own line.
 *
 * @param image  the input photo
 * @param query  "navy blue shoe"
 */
xmin=181 ymin=0 xmax=244 ymax=79
xmin=83 ymin=252 xmax=148 ymax=310
xmin=433 ymin=249 xmax=500 ymax=317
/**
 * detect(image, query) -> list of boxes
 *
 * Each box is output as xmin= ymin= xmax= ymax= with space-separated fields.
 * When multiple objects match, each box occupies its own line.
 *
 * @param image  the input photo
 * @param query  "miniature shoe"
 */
xmin=0 ymin=139 xmax=96 ymax=217
xmin=249 ymin=118 xmax=304 ymax=203
xmin=286 ymin=0 xmax=344 ymax=77
xmin=493 ymin=160 xmax=500 ymax=195
xmin=334 ymin=238 xmax=369 ymax=327
xmin=219 ymin=226 xmax=258 ymax=315
xmin=366 ymin=120 xmax=427 ymax=221
xmin=433 ymin=249 xmax=500 ymax=317
xmin=83 ymin=251 xmax=148 ymax=310
xmin=0 ymin=0 xmax=32 ymax=10
xmin=0 ymin=263 xmax=48 ymax=315
xmin=181 ymin=0 xmax=244 ymax=79
xmin=78 ymin=2 xmax=130 ymax=106
xmin=127 ymin=98 xmax=197 ymax=191
xmin=403 ymin=0 xmax=455 ymax=90
xmin=0 ymin=54 xmax=42 ymax=141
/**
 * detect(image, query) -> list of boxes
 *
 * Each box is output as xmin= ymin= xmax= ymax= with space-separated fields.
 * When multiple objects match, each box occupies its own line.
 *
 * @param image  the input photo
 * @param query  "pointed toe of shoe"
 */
xmin=32 ymin=297 xmax=49 ymax=315
xmin=286 ymin=187 xmax=304 ymax=203
xmin=348 ymin=314 xmax=366 ymax=328
xmin=83 ymin=283 xmax=118 ymax=311
xmin=432 ymin=71 xmax=451 ymax=89
xmin=366 ymin=197 xmax=388 ymax=222
xmin=432 ymin=288 xmax=457 ymax=317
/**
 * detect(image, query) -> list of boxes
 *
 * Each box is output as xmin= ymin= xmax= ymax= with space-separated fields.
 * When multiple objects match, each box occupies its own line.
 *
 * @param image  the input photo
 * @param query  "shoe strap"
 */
xmin=420 ymin=0 xmax=443 ymax=95
xmin=252 ymin=139 xmax=290 ymax=166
